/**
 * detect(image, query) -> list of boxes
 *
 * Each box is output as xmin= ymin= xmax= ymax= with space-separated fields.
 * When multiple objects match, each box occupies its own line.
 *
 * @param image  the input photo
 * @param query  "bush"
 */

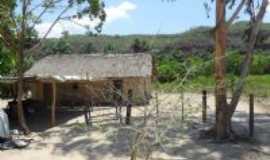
xmin=156 ymin=51 xmax=270 ymax=84
xmin=186 ymin=56 xmax=213 ymax=77
xmin=226 ymin=52 xmax=242 ymax=75
xmin=251 ymin=54 xmax=270 ymax=74
xmin=157 ymin=58 xmax=185 ymax=83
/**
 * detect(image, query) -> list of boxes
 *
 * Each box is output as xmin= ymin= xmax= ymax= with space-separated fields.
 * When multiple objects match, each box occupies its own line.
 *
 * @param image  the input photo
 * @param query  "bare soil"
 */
xmin=0 ymin=93 xmax=269 ymax=160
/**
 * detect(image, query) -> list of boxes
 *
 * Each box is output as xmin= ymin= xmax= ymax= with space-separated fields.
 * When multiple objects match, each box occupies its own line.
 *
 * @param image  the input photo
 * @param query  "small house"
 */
xmin=25 ymin=53 xmax=153 ymax=107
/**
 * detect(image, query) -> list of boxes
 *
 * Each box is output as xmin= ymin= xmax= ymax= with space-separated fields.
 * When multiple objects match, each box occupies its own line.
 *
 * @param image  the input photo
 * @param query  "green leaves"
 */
xmin=67 ymin=0 xmax=106 ymax=33
xmin=130 ymin=38 xmax=150 ymax=53
xmin=0 ymin=43 xmax=16 ymax=75
xmin=0 ymin=0 xmax=16 ymax=27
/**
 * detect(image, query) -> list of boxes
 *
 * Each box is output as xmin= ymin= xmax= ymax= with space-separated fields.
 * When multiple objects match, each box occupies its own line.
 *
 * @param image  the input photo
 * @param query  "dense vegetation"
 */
xmin=0 ymin=21 xmax=269 ymax=95
xmin=38 ymin=21 xmax=270 ymax=55
xmin=37 ymin=22 xmax=270 ymax=83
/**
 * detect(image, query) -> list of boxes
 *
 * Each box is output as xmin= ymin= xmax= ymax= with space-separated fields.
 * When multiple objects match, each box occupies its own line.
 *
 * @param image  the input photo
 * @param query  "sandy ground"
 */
xmin=0 ymin=93 xmax=270 ymax=160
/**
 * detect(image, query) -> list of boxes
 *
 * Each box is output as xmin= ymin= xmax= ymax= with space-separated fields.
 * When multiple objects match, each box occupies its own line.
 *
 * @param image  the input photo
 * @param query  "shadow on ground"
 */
xmin=25 ymin=105 xmax=270 ymax=160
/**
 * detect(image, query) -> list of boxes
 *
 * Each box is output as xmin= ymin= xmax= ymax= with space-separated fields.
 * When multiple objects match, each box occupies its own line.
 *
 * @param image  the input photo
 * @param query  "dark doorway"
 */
xmin=43 ymin=83 xmax=52 ymax=106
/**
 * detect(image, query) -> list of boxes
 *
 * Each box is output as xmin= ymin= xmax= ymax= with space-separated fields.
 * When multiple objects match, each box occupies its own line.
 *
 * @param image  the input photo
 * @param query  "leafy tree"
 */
xmin=0 ymin=0 xmax=106 ymax=133
xmin=104 ymin=43 xmax=115 ymax=53
xmin=0 ymin=43 xmax=16 ymax=75
xmin=54 ymin=39 xmax=72 ymax=54
xmin=130 ymin=38 xmax=149 ymax=53
xmin=157 ymin=58 xmax=185 ymax=82
xmin=61 ymin=31 xmax=70 ymax=38
xmin=86 ymin=30 xmax=97 ymax=37
xmin=81 ymin=42 xmax=97 ymax=54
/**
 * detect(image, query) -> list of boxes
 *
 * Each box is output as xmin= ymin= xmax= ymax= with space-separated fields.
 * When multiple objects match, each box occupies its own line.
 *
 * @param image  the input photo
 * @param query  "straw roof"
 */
xmin=25 ymin=53 xmax=152 ymax=82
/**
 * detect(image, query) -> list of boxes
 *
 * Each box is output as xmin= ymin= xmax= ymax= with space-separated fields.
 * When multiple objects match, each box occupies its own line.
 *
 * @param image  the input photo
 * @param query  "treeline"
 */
xmin=39 ymin=21 xmax=270 ymax=58
xmin=34 ymin=21 xmax=270 ymax=84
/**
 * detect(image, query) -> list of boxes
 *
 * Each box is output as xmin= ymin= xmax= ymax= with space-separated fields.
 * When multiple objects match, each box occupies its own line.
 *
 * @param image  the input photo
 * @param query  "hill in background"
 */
xmin=39 ymin=21 xmax=270 ymax=59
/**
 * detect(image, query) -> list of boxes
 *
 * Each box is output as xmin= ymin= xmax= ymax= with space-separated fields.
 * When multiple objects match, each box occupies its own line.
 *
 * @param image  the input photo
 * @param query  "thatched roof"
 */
xmin=25 ymin=54 xmax=152 ymax=82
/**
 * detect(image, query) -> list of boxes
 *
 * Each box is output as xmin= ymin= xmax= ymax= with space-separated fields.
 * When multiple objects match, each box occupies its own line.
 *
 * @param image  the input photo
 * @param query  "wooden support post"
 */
xmin=126 ymin=90 xmax=132 ymax=125
xmin=88 ymin=103 xmax=93 ymax=126
xmin=84 ymin=106 xmax=89 ymax=126
xmin=84 ymin=104 xmax=92 ymax=127
xmin=181 ymin=88 xmax=184 ymax=121
xmin=115 ymin=105 xmax=118 ymax=119
xmin=50 ymin=82 xmax=56 ymax=127
xmin=155 ymin=92 xmax=159 ymax=118
xmin=249 ymin=94 xmax=254 ymax=137
xmin=202 ymin=90 xmax=207 ymax=123
xmin=155 ymin=92 xmax=159 ymax=126
xmin=119 ymin=105 xmax=122 ymax=124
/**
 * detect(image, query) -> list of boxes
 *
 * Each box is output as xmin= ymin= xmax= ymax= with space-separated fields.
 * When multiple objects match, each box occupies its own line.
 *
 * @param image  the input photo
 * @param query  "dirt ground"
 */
xmin=0 ymin=93 xmax=270 ymax=160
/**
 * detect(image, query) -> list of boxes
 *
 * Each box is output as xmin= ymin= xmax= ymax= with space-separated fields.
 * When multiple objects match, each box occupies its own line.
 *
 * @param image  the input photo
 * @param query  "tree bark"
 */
xmin=214 ymin=0 xmax=229 ymax=139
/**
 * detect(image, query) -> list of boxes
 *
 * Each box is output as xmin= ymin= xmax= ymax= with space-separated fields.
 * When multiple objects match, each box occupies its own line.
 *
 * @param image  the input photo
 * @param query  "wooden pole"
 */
xmin=119 ymin=106 xmax=122 ymax=124
xmin=50 ymin=82 xmax=56 ymax=127
xmin=155 ymin=92 xmax=159 ymax=126
xmin=202 ymin=90 xmax=207 ymax=123
xmin=126 ymin=90 xmax=132 ymax=125
xmin=155 ymin=92 xmax=159 ymax=118
xmin=84 ymin=104 xmax=92 ymax=127
xmin=249 ymin=94 xmax=254 ymax=137
xmin=181 ymin=88 xmax=184 ymax=121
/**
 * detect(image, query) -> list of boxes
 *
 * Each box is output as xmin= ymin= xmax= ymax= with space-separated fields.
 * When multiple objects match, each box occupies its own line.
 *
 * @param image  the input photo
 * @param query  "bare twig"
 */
xmin=27 ymin=5 xmax=70 ymax=53
xmin=227 ymin=0 xmax=247 ymax=26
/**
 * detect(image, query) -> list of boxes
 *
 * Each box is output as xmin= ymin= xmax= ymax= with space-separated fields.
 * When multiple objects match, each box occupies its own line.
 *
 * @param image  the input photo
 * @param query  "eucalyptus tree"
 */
xmin=205 ymin=0 xmax=269 ymax=139
xmin=0 ymin=0 xmax=106 ymax=133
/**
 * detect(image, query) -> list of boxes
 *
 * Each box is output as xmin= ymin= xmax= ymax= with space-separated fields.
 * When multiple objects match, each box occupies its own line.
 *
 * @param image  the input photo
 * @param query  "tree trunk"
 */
xmin=228 ymin=0 xmax=269 ymax=119
xmin=16 ymin=0 xmax=30 ymax=134
xmin=214 ymin=0 xmax=230 ymax=139
xmin=213 ymin=0 xmax=268 ymax=140
xmin=16 ymin=50 xmax=30 ymax=134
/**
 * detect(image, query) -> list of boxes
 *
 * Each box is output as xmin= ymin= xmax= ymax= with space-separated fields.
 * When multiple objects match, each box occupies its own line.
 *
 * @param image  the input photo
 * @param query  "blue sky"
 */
xmin=101 ymin=0 xmax=215 ymax=35
xmin=35 ymin=0 xmax=270 ymax=38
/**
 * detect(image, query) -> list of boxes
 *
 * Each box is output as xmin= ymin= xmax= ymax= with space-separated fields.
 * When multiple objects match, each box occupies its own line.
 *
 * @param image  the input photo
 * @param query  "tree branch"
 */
xmin=227 ymin=0 xmax=247 ymax=26
xmin=228 ymin=0 xmax=268 ymax=117
xmin=28 ymin=0 xmax=66 ymax=32
xmin=29 ymin=0 xmax=64 ymax=13
xmin=27 ymin=5 xmax=70 ymax=53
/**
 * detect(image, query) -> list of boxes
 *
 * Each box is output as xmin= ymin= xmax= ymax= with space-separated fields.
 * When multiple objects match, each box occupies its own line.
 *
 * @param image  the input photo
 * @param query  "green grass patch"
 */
xmin=245 ymin=75 xmax=270 ymax=97
xmin=154 ymin=75 xmax=270 ymax=97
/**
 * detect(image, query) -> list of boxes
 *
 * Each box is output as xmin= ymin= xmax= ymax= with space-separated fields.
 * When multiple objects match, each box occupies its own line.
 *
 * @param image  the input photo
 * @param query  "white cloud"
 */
xmin=36 ymin=1 xmax=137 ymax=38
xmin=105 ymin=1 xmax=137 ymax=23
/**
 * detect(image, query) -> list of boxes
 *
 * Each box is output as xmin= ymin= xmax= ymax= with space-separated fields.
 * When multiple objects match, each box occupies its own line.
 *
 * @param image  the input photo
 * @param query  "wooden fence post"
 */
xmin=84 ymin=102 xmax=92 ymax=127
xmin=249 ymin=94 xmax=254 ymax=137
xmin=181 ymin=89 xmax=184 ymax=121
xmin=155 ymin=92 xmax=159 ymax=118
xmin=126 ymin=90 xmax=133 ymax=125
xmin=202 ymin=90 xmax=207 ymax=123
